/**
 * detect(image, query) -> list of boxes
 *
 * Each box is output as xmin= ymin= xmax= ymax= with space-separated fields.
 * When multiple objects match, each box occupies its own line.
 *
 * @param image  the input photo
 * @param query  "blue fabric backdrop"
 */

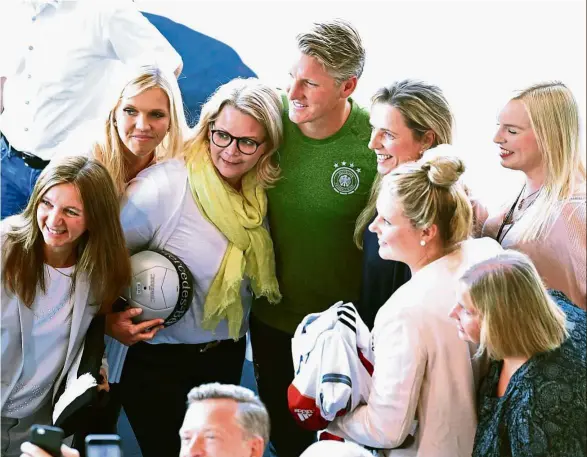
xmin=143 ymin=12 xmax=257 ymax=127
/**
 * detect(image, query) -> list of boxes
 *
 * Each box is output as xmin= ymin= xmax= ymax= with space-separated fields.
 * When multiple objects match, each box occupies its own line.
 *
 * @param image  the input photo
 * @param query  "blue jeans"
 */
xmin=1 ymin=135 xmax=43 ymax=219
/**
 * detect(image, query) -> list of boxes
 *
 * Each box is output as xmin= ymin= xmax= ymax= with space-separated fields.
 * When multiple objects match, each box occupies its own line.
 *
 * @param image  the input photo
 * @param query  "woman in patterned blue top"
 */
xmin=449 ymin=249 xmax=586 ymax=457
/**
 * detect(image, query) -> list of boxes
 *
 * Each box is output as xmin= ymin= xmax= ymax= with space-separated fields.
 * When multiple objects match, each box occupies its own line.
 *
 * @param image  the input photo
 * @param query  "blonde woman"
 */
xmin=326 ymin=154 xmax=502 ymax=456
xmin=483 ymin=81 xmax=586 ymax=309
xmin=353 ymin=80 xmax=455 ymax=328
xmin=52 ymin=64 xmax=188 ymax=196
xmin=109 ymin=77 xmax=282 ymax=457
xmin=1 ymin=157 xmax=131 ymax=457
xmin=94 ymin=65 xmax=190 ymax=342
xmin=52 ymin=64 xmax=190 ymax=447
xmin=93 ymin=64 xmax=187 ymax=195
xmin=53 ymin=64 xmax=189 ymax=343
xmin=450 ymin=250 xmax=586 ymax=457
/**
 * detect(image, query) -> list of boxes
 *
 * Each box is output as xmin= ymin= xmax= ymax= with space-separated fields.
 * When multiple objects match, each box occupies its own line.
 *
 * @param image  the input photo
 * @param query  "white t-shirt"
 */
xmin=1 ymin=265 xmax=74 ymax=419
xmin=0 ymin=0 xmax=181 ymax=159
xmin=120 ymin=159 xmax=252 ymax=344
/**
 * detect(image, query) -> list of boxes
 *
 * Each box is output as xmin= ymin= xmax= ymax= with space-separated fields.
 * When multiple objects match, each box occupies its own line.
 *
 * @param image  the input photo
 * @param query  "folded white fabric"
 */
xmin=52 ymin=372 xmax=97 ymax=425
xmin=288 ymin=301 xmax=374 ymax=431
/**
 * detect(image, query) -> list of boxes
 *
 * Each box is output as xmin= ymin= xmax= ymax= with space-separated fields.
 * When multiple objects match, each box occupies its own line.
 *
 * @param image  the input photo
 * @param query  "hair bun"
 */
xmin=421 ymin=150 xmax=465 ymax=188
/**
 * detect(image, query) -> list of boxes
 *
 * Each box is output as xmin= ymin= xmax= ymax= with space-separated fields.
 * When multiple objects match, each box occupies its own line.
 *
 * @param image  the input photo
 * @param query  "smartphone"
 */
xmin=29 ymin=425 xmax=64 ymax=457
xmin=85 ymin=434 xmax=122 ymax=457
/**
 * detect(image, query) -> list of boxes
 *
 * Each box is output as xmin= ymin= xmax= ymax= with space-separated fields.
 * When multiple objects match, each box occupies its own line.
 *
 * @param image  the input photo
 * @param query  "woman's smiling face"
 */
xmin=493 ymin=99 xmax=542 ymax=174
xmin=368 ymin=103 xmax=426 ymax=176
xmin=209 ymin=105 xmax=267 ymax=189
xmin=37 ymin=183 xmax=87 ymax=259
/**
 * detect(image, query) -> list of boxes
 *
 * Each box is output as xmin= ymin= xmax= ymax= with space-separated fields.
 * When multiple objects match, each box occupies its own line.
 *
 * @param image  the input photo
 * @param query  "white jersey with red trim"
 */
xmin=288 ymin=301 xmax=374 ymax=431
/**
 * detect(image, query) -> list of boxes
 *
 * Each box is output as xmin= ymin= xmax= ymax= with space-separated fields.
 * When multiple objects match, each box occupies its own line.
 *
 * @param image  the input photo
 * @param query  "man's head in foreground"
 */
xmin=179 ymin=383 xmax=269 ymax=457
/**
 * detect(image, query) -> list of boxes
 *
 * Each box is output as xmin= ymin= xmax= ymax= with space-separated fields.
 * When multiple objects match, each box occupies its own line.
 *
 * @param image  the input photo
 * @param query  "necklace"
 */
xmin=517 ymin=185 xmax=542 ymax=210
xmin=47 ymin=265 xmax=74 ymax=279
xmin=495 ymin=184 xmax=542 ymax=243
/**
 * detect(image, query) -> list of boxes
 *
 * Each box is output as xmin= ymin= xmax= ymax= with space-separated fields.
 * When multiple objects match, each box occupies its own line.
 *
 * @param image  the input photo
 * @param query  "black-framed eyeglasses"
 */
xmin=210 ymin=129 xmax=265 ymax=155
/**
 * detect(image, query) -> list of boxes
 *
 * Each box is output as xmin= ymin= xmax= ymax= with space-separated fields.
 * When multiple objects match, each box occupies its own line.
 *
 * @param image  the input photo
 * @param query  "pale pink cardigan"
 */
xmin=483 ymin=193 xmax=586 ymax=310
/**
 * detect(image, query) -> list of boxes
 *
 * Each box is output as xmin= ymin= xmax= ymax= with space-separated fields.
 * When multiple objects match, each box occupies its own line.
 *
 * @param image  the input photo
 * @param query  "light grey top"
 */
xmin=2 ymin=266 xmax=74 ymax=418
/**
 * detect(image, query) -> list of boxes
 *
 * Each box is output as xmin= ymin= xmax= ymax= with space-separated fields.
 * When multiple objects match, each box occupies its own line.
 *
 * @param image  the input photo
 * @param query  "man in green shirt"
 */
xmin=250 ymin=19 xmax=376 ymax=457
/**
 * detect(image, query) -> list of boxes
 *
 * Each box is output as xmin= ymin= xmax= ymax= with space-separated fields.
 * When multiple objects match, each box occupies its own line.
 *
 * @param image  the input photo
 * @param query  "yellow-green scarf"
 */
xmin=187 ymin=147 xmax=281 ymax=339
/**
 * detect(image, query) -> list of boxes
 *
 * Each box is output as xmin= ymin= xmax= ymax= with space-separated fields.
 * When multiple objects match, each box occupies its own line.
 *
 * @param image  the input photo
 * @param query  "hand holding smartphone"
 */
xmin=85 ymin=434 xmax=122 ymax=457
xmin=28 ymin=425 xmax=64 ymax=457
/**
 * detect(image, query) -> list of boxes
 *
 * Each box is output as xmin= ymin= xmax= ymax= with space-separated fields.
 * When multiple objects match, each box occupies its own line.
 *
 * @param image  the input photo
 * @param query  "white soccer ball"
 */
xmin=122 ymin=250 xmax=193 ymax=326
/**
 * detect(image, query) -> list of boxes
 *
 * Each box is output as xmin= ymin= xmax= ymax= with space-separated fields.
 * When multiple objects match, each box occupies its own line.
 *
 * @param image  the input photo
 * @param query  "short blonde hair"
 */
xmin=184 ymin=77 xmax=283 ymax=187
xmin=297 ymin=19 xmax=365 ymax=84
xmin=509 ymin=81 xmax=586 ymax=242
xmin=95 ymin=65 xmax=188 ymax=195
xmin=381 ymin=153 xmax=472 ymax=248
xmin=460 ymin=250 xmax=568 ymax=360
xmin=186 ymin=383 xmax=269 ymax=446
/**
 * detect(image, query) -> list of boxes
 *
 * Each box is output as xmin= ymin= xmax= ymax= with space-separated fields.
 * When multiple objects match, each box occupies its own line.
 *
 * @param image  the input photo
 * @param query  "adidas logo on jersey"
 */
xmin=294 ymin=409 xmax=314 ymax=421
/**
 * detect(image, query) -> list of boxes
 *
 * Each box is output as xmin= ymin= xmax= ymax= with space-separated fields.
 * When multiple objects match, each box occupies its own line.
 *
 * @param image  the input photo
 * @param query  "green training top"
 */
xmin=253 ymin=97 xmax=377 ymax=334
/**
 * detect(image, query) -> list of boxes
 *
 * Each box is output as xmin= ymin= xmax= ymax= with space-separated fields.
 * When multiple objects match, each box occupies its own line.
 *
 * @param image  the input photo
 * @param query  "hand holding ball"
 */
xmin=122 ymin=250 xmax=194 ymax=327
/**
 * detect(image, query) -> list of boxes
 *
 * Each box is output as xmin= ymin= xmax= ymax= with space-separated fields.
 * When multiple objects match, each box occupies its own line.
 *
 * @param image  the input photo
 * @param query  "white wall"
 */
xmin=137 ymin=0 xmax=586 ymax=213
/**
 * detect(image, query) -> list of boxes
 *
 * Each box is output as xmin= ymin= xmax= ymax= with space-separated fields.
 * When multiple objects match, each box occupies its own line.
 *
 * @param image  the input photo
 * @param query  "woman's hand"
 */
xmin=20 ymin=442 xmax=79 ymax=457
xmin=105 ymin=307 xmax=164 ymax=346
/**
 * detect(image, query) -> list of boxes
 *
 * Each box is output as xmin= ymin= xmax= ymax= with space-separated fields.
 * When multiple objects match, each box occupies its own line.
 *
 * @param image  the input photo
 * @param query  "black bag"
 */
xmin=53 ymin=315 xmax=109 ymax=438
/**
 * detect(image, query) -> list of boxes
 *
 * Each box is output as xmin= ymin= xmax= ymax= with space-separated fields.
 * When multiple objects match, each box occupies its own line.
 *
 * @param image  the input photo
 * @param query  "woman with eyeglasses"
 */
xmin=108 ymin=77 xmax=283 ymax=457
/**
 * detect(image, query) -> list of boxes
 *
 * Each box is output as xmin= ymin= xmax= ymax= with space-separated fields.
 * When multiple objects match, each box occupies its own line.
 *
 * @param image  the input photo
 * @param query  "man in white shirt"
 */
xmin=0 ymin=0 xmax=182 ymax=219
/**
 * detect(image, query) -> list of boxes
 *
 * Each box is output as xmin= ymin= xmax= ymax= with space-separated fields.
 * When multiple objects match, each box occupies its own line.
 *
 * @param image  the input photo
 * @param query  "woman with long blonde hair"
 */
xmin=51 ymin=64 xmax=191 ymax=448
xmin=52 ymin=64 xmax=188 ymax=196
xmin=94 ymin=65 xmax=191 ymax=341
xmin=52 ymin=64 xmax=190 ymax=346
xmin=450 ymin=250 xmax=586 ymax=456
xmin=1 ymin=157 xmax=131 ymax=456
xmin=483 ymin=81 xmax=586 ymax=309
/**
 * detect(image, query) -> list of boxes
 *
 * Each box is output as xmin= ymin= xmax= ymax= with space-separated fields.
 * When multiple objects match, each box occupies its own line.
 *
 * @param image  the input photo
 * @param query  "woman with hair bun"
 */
xmin=327 ymin=153 xmax=502 ymax=456
xmin=483 ymin=81 xmax=586 ymax=309
xmin=450 ymin=250 xmax=586 ymax=456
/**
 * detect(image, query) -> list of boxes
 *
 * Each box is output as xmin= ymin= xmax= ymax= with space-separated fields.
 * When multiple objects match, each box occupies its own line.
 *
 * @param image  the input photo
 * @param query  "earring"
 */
xmin=420 ymin=240 xmax=426 ymax=247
